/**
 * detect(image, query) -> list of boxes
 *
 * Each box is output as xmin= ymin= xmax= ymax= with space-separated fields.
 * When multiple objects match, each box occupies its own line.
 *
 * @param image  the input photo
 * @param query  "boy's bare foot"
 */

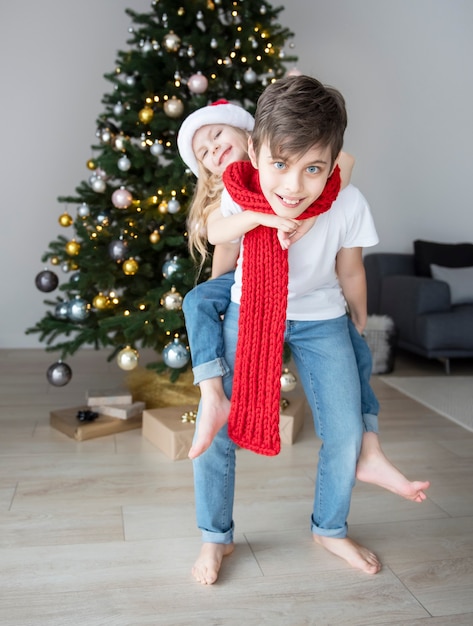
xmin=189 ymin=378 xmax=231 ymax=459
xmin=313 ymin=534 xmax=381 ymax=575
xmin=356 ymin=432 xmax=430 ymax=502
xmin=192 ymin=542 xmax=234 ymax=584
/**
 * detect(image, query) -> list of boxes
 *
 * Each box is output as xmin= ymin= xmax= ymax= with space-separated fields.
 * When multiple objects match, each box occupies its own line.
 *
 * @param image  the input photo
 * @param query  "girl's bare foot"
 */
xmin=189 ymin=378 xmax=231 ymax=459
xmin=357 ymin=432 xmax=430 ymax=502
xmin=192 ymin=542 xmax=234 ymax=584
xmin=313 ymin=534 xmax=381 ymax=575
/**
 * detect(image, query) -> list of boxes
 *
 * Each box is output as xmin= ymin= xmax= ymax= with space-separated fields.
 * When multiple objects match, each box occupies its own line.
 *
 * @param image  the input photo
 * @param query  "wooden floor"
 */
xmin=1 ymin=348 xmax=473 ymax=626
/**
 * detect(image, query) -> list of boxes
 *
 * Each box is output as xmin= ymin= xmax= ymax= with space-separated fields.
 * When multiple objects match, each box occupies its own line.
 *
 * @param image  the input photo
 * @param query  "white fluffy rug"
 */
xmin=380 ymin=376 xmax=473 ymax=433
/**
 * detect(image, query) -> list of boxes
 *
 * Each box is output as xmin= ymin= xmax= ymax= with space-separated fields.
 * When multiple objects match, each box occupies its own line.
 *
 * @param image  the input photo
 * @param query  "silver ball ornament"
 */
xmin=35 ymin=270 xmax=59 ymax=293
xmin=161 ymin=287 xmax=183 ymax=311
xmin=108 ymin=239 xmax=128 ymax=261
xmin=46 ymin=361 xmax=72 ymax=387
xmin=280 ymin=368 xmax=297 ymax=392
xmin=162 ymin=338 xmax=190 ymax=369
xmin=243 ymin=68 xmax=258 ymax=84
xmin=162 ymin=256 xmax=181 ymax=279
xmin=163 ymin=97 xmax=184 ymax=119
xmin=67 ymin=297 xmax=89 ymax=322
xmin=54 ymin=302 xmax=69 ymax=319
xmin=91 ymin=177 xmax=106 ymax=193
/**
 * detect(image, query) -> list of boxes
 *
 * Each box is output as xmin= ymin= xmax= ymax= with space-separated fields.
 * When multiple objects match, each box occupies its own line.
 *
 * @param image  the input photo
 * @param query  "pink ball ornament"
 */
xmin=111 ymin=187 xmax=133 ymax=209
xmin=287 ymin=67 xmax=302 ymax=77
xmin=188 ymin=72 xmax=208 ymax=94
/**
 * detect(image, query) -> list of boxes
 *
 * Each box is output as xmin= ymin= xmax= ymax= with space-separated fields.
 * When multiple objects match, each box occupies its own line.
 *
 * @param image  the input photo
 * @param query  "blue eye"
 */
xmin=274 ymin=161 xmax=285 ymax=170
xmin=307 ymin=165 xmax=319 ymax=174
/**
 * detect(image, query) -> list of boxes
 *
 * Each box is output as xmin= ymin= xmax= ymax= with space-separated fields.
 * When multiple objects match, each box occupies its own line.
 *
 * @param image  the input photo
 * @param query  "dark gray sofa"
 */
xmin=364 ymin=240 xmax=473 ymax=373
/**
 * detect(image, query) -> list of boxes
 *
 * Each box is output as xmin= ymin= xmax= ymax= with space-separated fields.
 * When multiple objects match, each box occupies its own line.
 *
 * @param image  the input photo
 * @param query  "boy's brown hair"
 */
xmin=251 ymin=74 xmax=347 ymax=167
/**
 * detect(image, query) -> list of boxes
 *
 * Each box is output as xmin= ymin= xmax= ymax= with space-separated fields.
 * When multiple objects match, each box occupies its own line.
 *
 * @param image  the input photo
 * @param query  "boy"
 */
xmin=193 ymin=75 xmax=380 ymax=583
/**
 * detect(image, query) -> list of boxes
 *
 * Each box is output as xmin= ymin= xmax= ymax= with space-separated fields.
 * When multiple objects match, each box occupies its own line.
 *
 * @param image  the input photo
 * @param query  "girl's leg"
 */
xmin=288 ymin=314 xmax=380 ymax=574
xmin=191 ymin=302 xmax=240 ymax=584
xmin=182 ymin=272 xmax=234 ymax=458
xmin=349 ymin=320 xmax=430 ymax=502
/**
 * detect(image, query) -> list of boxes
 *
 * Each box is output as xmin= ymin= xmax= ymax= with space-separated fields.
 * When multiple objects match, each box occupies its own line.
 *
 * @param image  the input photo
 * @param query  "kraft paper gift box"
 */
xmin=88 ymin=401 xmax=145 ymax=420
xmin=142 ymin=404 xmax=197 ymax=461
xmin=50 ymin=406 xmax=142 ymax=441
xmin=86 ymin=388 xmax=133 ymax=406
xmin=279 ymin=395 xmax=306 ymax=445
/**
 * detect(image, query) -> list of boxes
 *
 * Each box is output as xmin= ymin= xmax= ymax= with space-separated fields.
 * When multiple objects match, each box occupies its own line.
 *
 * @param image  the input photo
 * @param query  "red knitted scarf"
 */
xmin=222 ymin=160 xmax=341 ymax=455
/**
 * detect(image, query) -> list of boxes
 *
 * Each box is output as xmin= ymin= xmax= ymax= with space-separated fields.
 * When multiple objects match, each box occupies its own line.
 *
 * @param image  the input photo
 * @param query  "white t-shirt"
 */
xmin=220 ymin=183 xmax=379 ymax=321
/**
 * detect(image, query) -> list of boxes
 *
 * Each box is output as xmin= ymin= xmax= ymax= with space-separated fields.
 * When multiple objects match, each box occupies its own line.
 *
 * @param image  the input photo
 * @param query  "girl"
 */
xmin=177 ymin=99 xmax=429 ymax=501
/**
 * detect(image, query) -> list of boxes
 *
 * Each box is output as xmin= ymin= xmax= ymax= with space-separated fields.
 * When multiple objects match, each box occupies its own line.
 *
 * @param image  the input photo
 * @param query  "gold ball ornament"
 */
xmin=158 ymin=200 xmax=168 ymax=214
xmin=122 ymin=258 xmax=139 ymax=275
xmin=116 ymin=346 xmax=139 ymax=371
xmin=163 ymin=97 xmax=184 ymax=118
xmin=65 ymin=240 xmax=81 ymax=256
xmin=138 ymin=106 xmax=154 ymax=124
xmin=50 ymin=256 xmax=60 ymax=265
xmin=280 ymin=368 xmax=297 ymax=392
xmin=163 ymin=30 xmax=181 ymax=52
xmin=92 ymin=294 xmax=109 ymax=310
xmin=59 ymin=212 xmax=73 ymax=227
xmin=86 ymin=159 xmax=97 ymax=170
xmin=161 ymin=287 xmax=183 ymax=311
xmin=149 ymin=230 xmax=161 ymax=244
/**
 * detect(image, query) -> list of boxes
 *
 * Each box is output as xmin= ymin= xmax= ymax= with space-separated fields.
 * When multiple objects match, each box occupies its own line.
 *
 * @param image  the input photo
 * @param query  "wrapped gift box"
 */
xmin=50 ymin=406 xmax=142 ymax=441
xmin=142 ymin=404 xmax=197 ymax=461
xmin=142 ymin=397 xmax=306 ymax=461
xmin=279 ymin=396 xmax=306 ymax=444
xmin=86 ymin=388 xmax=133 ymax=406
xmin=89 ymin=401 xmax=145 ymax=420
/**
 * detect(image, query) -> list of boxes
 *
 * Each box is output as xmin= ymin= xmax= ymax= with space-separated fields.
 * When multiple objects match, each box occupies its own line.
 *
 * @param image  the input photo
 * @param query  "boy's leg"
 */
xmin=349 ymin=320 xmax=430 ymax=502
xmin=288 ymin=314 xmax=380 ymax=574
xmin=183 ymin=272 xmax=234 ymax=458
xmin=191 ymin=302 xmax=240 ymax=584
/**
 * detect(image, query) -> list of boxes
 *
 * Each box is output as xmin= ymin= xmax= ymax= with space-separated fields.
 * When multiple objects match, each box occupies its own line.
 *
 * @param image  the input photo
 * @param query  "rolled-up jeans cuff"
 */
xmin=193 ymin=358 xmax=230 ymax=386
xmin=362 ymin=412 xmax=379 ymax=434
xmin=201 ymin=524 xmax=234 ymax=544
xmin=311 ymin=517 xmax=348 ymax=539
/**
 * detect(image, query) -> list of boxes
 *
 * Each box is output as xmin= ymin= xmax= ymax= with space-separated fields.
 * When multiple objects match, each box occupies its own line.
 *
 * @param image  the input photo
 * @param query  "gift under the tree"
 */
xmin=142 ymin=404 xmax=197 ymax=461
xmin=279 ymin=395 xmax=306 ymax=445
xmin=88 ymin=401 xmax=145 ymax=420
xmin=142 ymin=396 xmax=307 ymax=461
xmin=50 ymin=406 xmax=142 ymax=441
xmin=86 ymin=388 xmax=133 ymax=406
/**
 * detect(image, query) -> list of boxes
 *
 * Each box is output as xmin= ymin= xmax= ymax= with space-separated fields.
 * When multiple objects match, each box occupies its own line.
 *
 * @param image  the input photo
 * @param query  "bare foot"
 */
xmin=356 ymin=432 xmax=430 ymax=502
xmin=313 ymin=534 xmax=381 ymax=575
xmin=189 ymin=378 xmax=231 ymax=459
xmin=192 ymin=542 xmax=234 ymax=585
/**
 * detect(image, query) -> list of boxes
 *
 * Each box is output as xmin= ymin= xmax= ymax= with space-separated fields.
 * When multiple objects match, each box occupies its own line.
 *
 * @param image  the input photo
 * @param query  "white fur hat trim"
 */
xmin=177 ymin=100 xmax=254 ymax=177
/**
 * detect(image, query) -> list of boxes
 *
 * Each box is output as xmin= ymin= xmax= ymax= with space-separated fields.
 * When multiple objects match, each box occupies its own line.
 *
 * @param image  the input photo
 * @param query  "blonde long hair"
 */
xmin=186 ymin=127 xmax=250 ymax=270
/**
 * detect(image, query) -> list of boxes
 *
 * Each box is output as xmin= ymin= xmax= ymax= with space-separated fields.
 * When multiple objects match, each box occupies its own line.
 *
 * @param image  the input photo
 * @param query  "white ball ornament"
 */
xmin=113 ymin=101 xmax=124 ymax=116
xmin=167 ymin=198 xmax=181 ymax=214
xmin=77 ymin=202 xmax=90 ymax=218
xmin=163 ymin=97 xmax=184 ymax=118
xmin=150 ymin=140 xmax=164 ymax=156
xmin=243 ymin=68 xmax=257 ymax=84
xmin=188 ymin=72 xmax=208 ymax=94
xmin=117 ymin=155 xmax=131 ymax=171
xmin=116 ymin=346 xmax=139 ymax=371
xmin=91 ymin=177 xmax=106 ymax=193
xmin=111 ymin=187 xmax=133 ymax=209
xmin=280 ymin=368 xmax=297 ymax=392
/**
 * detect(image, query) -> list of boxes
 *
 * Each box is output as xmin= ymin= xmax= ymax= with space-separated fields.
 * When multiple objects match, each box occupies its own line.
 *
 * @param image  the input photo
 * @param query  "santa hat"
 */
xmin=177 ymin=99 xmax=254 ymax=177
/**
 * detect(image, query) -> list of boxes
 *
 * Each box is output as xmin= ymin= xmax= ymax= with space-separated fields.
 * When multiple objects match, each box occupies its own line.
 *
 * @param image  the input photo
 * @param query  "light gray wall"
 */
xmin=2 ymin=0 xmax=472 ymax=348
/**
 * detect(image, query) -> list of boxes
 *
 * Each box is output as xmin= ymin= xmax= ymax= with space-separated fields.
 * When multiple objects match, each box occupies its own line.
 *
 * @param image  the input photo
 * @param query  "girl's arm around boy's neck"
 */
xmin=207 ymin=207 xmax=299 ymax=246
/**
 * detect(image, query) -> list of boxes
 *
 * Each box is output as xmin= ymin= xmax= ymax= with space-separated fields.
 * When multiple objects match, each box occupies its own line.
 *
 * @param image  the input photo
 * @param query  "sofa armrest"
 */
xmin=365 ymin=253 xmax=415 ymax=314
xmin=379 ymin=275 xmax=451 ymax=345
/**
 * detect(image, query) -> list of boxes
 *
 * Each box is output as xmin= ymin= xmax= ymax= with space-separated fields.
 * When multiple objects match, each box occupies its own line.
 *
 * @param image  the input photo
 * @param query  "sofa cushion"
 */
xmin=414 ymin=240 xmax=473 ymax=277
xmin=430 ymin=264 xmax=473 ymax=305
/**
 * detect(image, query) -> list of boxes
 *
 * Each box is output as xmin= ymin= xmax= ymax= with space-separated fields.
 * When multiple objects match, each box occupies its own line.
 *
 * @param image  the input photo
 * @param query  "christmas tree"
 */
xmin=27 ymin=0 xmax=296 ymax=386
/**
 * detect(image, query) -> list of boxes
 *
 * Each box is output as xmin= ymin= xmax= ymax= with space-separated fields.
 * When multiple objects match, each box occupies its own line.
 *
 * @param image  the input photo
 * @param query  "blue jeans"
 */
xmin=183 ymin=273 xmax=379 ymax=432
xmin=193 ymin=303 xmax=363 ymax=542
